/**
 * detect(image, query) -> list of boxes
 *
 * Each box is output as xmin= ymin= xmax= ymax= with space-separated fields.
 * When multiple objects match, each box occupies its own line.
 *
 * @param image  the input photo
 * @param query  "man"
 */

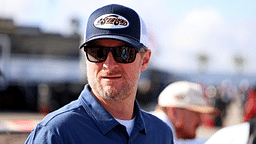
xmin=153 ymin=81 xmax=216 ymax=144
xmin=25 ymin=4 xmax=174 ymax=144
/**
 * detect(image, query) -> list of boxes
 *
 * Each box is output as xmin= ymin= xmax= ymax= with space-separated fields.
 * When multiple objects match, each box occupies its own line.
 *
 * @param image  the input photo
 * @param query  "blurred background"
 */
xmin=0 ymin=0 xmax=255 ymax=143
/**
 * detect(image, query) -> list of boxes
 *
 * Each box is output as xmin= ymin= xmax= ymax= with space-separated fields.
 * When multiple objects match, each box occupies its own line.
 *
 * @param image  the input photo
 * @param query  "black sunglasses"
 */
xmin=83 ymin=46 xmax=147 ymax=63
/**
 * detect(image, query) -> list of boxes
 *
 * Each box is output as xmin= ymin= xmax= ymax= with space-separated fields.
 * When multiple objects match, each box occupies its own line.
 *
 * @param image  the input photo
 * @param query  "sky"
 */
xmin=0 ymin=0 xmax=256 ymax=74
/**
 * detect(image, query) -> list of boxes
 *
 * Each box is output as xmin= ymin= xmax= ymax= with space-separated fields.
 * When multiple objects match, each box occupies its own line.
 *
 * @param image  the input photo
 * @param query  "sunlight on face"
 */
xmin=86 ymin=39 xmax=144 ymax=101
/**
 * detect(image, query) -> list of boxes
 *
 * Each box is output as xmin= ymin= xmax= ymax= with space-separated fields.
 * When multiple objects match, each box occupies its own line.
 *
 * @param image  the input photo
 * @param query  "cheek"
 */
xmin=189 ymin=116 xmax=201 ymax=129
xmin=86 ymin=63 xmax=93 ymax=75
xmin=124 ymin=63 xmax=141 ymax=79
xmin=86 ymin=62 xmax=101 ymax=78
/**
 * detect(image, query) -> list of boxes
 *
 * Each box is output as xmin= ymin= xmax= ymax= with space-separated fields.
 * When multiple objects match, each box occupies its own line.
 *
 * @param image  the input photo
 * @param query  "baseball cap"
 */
xmin=79 ymin=4 xmax=148 ymax=49
xmin=158 ymin=81 xmax=215 ymax=113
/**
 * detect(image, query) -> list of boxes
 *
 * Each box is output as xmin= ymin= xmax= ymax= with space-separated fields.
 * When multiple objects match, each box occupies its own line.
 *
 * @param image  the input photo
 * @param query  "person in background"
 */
xmin=25 ymin=4 xmax=174 ymax=144
xmin=244 ymin=86 xmax=256 ymax=122
xmin=153 ymin=81 xmax=216 ymax=144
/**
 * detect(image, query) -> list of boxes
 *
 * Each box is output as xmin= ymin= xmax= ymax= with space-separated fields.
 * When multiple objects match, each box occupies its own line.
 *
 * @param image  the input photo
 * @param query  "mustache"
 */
xmin=99 ymin=70 xmax=123 ymax=76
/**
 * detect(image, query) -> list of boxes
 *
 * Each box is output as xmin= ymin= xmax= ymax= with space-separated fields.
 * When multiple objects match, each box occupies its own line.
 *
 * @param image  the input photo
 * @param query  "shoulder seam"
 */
xmin=40 ymin=106 xmax=84 ymax=127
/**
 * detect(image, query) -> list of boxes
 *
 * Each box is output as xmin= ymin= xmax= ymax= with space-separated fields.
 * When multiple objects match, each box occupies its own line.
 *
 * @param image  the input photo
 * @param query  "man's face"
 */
xmin=85 ymin=39 xmax=150 ymax=101
xmin=175 ymin=109 xmax=202 ymax=139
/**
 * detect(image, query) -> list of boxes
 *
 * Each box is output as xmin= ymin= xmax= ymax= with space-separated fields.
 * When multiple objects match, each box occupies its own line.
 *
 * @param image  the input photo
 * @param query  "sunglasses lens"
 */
xmin=114 ymin=47 xmax=137 ymax=63
xmin=85 ymin=46 xmax=138 ymax=63
xmin=86 ymin=47 xmax=108 ymax=62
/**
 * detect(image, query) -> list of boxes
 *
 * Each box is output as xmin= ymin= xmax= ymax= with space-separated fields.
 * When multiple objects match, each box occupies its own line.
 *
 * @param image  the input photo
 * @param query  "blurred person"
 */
xmin=212 ymin=84 xmax=233 ymax=127
xmin=244 ymin=86 xmax=256 ymax=122
xmin=25 ymin=4 xmax=174 ymax=144
xmin=238 ymin=79 xmax=250 ymax=107
xmin=213 ymin=87 xmax=229 ymax=127
xmin=152 ymin=81 xmax=216 ymax=144
xmin=205 ymin=118 xmax=256 ymax=144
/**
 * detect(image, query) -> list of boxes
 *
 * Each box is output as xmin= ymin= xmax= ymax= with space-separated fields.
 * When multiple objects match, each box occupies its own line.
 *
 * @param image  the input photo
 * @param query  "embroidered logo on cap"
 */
xmin=94 ymin=14 xmax=129 ymax=29
xmin=174 ymin=95 xmax=185 ymax=101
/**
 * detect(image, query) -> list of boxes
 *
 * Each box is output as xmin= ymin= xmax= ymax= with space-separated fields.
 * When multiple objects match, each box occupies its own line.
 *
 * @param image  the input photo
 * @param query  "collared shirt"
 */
xmin=25 ymin=84 xmax=174 ymax=144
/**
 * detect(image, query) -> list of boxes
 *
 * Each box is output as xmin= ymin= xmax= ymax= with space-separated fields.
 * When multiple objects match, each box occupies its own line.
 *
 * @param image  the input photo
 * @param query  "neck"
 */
xmin=102 ymin=97 xmax=135 ymax=120
xmin=93 ymin=92 xmax=136 ymax=120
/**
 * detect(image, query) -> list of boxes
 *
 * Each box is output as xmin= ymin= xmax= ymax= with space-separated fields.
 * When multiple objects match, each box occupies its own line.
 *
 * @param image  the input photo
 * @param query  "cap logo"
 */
xmin=174 ymin=95 xmax=185 ymax=101
xmin=94 ymin=14 xmax=129 ymax=29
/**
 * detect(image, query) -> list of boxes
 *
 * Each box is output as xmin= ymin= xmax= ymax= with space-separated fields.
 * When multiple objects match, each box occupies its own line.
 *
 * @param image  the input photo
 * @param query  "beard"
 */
xmin=87 ymin=70 xmax=140 ymax=102
xmin=90 ymin=78 xmax=129 ymax=101
xmin=176 ymin=127 xmax=196 ymax=139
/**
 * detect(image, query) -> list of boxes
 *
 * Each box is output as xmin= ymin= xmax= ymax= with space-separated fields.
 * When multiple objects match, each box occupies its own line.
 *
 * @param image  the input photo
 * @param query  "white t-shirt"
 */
xmin=205 ymin=122 xmax=250 ymax=144
xmin=115 ymin=117 xmax=135 ymax=136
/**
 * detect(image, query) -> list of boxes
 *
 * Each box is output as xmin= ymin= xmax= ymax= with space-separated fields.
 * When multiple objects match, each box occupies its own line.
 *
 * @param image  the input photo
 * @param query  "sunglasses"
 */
xmin=83 ymin=46 xmax=147 ymax=63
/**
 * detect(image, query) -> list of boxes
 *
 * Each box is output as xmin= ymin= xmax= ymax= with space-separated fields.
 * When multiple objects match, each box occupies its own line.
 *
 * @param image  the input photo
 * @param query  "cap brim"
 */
xmin=187 ymin=105 xmax=219 ymax=114
xmin=79 ymin=35 xmax=144 ymax=49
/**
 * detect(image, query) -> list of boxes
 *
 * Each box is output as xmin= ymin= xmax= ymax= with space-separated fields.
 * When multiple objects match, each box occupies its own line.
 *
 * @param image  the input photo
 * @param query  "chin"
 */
xmin=183 ymin=134 xmax=196 ymax=139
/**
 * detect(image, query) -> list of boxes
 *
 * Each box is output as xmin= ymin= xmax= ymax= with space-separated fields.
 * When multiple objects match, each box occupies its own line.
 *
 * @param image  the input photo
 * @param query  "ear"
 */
xmin=141 ymin=50 xmax=151 ymax=72
xmin=166 ymin=107 xmax=179 ymax=119
xmin=166 ymin=107 xmax=184 ymax=127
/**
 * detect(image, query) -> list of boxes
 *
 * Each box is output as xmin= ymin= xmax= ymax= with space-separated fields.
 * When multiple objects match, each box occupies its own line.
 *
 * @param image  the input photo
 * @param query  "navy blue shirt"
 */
xmin=25 ymin=84 xmax=174 ymax=144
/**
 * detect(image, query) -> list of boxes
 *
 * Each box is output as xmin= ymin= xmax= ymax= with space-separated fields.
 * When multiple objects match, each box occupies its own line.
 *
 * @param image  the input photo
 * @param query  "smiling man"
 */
xmin=25 ymin=4 xmax=174 ymax=144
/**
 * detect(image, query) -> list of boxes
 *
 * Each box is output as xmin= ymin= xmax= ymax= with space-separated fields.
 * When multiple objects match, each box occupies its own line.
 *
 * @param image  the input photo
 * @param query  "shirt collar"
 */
xmin=133 ymin=100 xmax=147 ymax=135
xmin=79 ymin=84 xmax=146 ymax=135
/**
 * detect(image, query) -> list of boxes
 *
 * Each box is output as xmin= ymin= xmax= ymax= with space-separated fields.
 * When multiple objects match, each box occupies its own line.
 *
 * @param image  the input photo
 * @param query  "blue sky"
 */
xmin=0 ymin=0 xmax=256 ymax=74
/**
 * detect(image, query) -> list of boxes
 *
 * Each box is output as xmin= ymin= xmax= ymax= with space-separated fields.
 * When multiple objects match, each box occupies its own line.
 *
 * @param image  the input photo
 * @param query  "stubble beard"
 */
xmin=88 ymin=69 xmax=141 ymax=102
xmin=91 ymin=79 xmax=128 ymax=101
xmin=88 ymin=72 xmax=140 ymax=102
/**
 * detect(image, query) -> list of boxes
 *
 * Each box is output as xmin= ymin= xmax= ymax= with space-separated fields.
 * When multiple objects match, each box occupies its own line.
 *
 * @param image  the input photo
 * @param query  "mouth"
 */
xmin=100 ymin=71 xmax=123 ymax=80
xmin=102 ymin=75 xmax=122 ymax=79
xmin=103 ymin=76 xmax=121 ymax=79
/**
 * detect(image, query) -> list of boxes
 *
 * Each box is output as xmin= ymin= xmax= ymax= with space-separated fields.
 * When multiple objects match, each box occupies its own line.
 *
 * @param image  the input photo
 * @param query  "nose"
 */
xmin=103 ymin=51 xmax=118 ymax=69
